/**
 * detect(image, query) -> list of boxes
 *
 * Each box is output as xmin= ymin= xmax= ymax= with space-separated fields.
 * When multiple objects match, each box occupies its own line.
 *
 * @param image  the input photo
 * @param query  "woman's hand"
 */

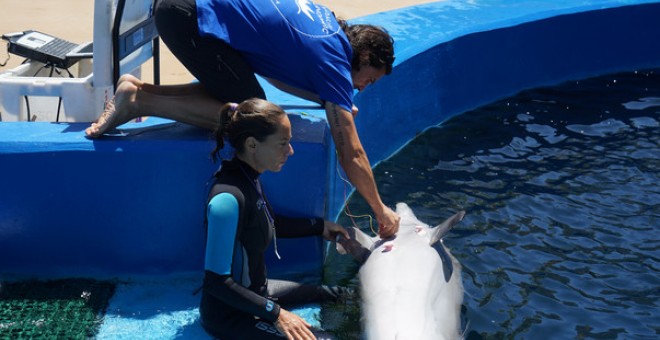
xmin=274 ymin=308 xmax=316 ymax=340
xmin=322 ymin=221 xmax=350 ymax=242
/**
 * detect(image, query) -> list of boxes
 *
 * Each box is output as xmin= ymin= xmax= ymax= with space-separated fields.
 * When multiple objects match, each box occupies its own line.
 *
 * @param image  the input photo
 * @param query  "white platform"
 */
xmin=0 ymin=0 xmax=155 ymax=122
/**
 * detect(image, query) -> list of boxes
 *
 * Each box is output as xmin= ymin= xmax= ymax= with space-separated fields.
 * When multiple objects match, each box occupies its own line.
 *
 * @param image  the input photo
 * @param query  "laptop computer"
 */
xmin=2 ymin=30 xmax=92 ymax=69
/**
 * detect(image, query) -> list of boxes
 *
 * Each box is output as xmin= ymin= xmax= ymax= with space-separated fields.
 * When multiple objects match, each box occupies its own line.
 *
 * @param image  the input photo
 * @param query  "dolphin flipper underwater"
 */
xmin=337 ymin=202 xmax=465 ymax=340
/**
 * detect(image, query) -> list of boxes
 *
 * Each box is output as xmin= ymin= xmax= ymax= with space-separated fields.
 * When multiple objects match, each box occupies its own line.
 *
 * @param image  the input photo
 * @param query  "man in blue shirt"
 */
xmin=86 ymin=0 xmax=400 ymax=238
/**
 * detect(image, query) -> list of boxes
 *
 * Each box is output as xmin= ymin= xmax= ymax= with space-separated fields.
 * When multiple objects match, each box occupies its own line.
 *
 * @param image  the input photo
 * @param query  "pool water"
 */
xmin=324 ymin=69 xmax=659 ymax=339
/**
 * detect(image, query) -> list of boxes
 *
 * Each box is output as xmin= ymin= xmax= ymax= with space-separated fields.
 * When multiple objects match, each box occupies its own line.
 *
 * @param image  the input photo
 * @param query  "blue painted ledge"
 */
xmin=1 ymin=0 xmax=659 ymax=278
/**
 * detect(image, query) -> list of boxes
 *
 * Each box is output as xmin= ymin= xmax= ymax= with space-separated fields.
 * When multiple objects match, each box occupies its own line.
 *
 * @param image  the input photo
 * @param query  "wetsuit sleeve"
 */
xmin=203 ymin=271 xmax=281 ymax=322
xmin=205 ymin=193 xmax=238 ymax=275
xmin=274 ymin=215 xmax=324 ymax=238
xmin=204 ymin=192 xmax=281 ymax=322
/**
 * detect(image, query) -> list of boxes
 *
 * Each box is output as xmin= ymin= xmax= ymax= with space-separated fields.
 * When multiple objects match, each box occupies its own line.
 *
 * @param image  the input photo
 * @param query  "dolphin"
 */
xmin=337 ymin=202 xmax=465 ymax=340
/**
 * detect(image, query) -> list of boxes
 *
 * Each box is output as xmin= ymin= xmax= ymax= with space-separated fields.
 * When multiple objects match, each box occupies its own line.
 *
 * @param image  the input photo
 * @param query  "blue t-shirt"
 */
xmin=196 ymin=0 xmax=354 ymax=112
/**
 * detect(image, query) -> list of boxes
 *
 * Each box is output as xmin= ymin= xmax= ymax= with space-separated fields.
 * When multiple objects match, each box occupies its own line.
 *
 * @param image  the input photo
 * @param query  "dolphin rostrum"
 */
xmin=337 ymin=202 xmax=465 ymax=339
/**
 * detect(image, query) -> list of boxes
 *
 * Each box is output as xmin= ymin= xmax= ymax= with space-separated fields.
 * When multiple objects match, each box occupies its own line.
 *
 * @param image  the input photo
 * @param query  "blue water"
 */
xmin=324 ymin=69 xmax=659 ymax=339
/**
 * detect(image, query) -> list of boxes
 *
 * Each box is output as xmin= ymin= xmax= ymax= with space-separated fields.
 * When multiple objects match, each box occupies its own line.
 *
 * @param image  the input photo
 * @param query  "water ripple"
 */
xmin=327 ymin=69 xmax=660 ymax=339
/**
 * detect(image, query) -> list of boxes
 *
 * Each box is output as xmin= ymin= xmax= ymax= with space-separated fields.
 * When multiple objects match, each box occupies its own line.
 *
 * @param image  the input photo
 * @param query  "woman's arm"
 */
xmin=274 ymin=213 xmax=350 ymax=242
xmin=205 ymin=192 xmax=280 ymax=321
xmin=273 ymin=215 xmax=324 ymax=238
xmin=203 ymin=271 xmax=280 ymax=322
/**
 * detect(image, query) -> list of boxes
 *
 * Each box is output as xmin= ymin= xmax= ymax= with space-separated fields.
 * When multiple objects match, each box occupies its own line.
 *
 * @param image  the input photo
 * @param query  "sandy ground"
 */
xmin=0 ymin=0 xmax=437 ymax=85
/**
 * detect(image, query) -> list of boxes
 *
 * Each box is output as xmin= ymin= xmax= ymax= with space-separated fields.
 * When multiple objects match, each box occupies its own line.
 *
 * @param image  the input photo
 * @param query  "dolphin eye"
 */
xmin=381 ymin=241 xmax=396 ymax=253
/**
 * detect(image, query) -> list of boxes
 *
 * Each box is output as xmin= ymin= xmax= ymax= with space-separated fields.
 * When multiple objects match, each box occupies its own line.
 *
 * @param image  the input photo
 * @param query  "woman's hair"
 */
xmin=339 ymin=20 xmax=395 ymax=75
xmin=211 ymin=98 xmax=286 ymax=162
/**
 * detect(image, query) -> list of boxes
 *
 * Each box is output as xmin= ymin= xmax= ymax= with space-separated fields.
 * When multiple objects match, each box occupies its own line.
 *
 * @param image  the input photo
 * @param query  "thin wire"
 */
xmin=335 ymin=153 xmax=378 ymax=236
xmin=239 ymin=164 xmax=282 ymax=259
xmin=56 ymin=97 xmax=63 ymax=122
xmin=32 ymin=63 xmax=48 ymax=77
xmin=23 ymin=96 xmax=31 ymax=121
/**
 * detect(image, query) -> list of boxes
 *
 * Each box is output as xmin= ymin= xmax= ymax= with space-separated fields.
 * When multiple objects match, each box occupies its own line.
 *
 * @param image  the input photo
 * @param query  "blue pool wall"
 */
xmin=0 ymin=116 xmax=329 ymax=279
xmin=1 ymin=0 xmax=660 ymax=279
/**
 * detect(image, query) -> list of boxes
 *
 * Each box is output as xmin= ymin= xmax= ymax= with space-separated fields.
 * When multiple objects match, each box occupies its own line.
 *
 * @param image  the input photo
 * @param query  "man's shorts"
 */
xmin=154 ymin=0 xmax=266 ymax=102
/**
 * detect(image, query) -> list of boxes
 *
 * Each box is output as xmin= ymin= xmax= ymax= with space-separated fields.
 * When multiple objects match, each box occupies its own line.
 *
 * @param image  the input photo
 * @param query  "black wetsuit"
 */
xmin=201 ymin=158 xmax=340 ymax=339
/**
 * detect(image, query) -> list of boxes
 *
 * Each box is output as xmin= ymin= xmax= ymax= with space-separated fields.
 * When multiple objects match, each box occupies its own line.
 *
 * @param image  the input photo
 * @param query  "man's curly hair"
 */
xmin=338 ymin=20 xmax=395 ymax=75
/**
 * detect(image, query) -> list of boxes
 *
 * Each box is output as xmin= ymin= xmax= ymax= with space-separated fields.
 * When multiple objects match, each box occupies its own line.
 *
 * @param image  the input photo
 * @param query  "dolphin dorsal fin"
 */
xmin=430 ymin=211 xmax=465 ymax=282
xmin=336 ymin=227 xmax=375 ymax=264
xmin=430 ymin=211 xmax=465 ymax=246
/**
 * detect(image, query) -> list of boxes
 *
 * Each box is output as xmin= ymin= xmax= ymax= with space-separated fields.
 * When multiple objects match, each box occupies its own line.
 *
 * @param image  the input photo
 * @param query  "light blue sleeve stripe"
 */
xmin=205 ymin=193 xmax=239 ymax=275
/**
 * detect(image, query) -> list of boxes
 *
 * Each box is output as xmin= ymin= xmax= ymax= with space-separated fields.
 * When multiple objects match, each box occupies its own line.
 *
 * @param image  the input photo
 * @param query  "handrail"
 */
xmin=111 ymin=0 xmax=160 ymax=90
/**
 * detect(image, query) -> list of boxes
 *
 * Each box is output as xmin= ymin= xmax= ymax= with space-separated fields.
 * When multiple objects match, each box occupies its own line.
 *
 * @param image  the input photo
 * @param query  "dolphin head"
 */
xmin=342 ymin=202 xmax=466 ymax=339
xmin=336 ymin=202 xmax=465 ymax=273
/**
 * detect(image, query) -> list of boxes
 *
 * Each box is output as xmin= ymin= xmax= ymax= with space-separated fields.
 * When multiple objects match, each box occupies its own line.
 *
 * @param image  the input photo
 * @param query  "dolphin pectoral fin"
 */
xmin=432 ymin=241 xmax=454 ymax=283
xmin=336 ymin=227 xmax=374 ymax=264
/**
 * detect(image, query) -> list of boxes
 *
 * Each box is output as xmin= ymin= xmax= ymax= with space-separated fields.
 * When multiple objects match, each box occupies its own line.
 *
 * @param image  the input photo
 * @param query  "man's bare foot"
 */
xmin=85 ymin=75 xmax=142 ymax=138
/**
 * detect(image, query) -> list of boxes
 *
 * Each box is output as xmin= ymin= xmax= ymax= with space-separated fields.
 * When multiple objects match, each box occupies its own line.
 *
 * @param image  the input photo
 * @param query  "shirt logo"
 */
xmin=296 ymin=0 xmax=314 ymax=21
xmin=273 ymin=0 xmax=338 ymax=36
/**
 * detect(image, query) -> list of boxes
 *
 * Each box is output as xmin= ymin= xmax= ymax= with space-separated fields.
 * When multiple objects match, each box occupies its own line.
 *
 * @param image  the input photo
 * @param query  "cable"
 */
xmin=56 ymin=97 xmax=63 ymax=122
xmin=335 ymin=154 xmax=379 ymax=236
xmin=23 ymin=96 xmax=31 ymax=121
xmin=32 ymin=62 xmax=47 ymax=77
xmin=26 ymin=62 xmax=69 ymax=121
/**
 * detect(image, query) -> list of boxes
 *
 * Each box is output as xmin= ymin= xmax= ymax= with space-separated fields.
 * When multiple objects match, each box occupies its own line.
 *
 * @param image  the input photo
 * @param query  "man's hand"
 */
xmin=377 ymin=205 xmax=400 ymax=239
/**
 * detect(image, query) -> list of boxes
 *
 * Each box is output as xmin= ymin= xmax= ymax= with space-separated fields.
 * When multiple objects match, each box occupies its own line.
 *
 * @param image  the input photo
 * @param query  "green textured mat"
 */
xmin=0 ymin=279 xmax=116 ymax=339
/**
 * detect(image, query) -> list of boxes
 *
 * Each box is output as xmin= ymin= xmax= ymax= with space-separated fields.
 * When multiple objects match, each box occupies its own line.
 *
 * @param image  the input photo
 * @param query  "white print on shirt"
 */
xmin=296 ymin=0 xmax=315 ymax=21
xmin=272 ymin=0 xmax=339 ymax=37
xmin=314 ymin=1 xmax=335 ymax=34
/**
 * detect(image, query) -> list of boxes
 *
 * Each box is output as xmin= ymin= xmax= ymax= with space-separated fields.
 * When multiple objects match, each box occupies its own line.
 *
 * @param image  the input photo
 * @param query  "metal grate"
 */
xmin=0 ymin=279 xmax=115 ymax=339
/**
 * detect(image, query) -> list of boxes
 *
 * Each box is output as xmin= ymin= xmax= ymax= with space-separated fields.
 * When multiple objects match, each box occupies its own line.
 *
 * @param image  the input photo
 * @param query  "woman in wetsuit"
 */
xmin=202 ymin=98 xmax=350 ymax=339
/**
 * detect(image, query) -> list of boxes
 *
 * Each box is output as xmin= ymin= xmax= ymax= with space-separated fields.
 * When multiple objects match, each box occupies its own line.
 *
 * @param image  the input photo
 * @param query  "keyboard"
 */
xmin=2 ymin=30 xmax=90 ymax=69
xmin=37 ymin=39 xmax=79 ymax=60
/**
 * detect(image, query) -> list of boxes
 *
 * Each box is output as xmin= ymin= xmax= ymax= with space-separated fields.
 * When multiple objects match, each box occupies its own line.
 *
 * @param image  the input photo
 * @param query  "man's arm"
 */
xmin=265 ymin=77 xmax=321 ymax=104
xmin=325 ymin=101 xmax=399 ymax=238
